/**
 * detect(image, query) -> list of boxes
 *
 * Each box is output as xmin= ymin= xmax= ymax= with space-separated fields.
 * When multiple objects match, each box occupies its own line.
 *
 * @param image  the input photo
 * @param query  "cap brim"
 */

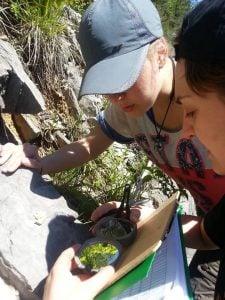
xmin=78 ymin=44 xmax=149 ymax=99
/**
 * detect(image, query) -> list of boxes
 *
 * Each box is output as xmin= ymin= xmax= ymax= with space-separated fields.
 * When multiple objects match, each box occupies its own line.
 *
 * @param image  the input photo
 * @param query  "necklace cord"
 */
xmin=153 ymin=56 xmax=175 ymax=150
xmin=169 ymin=56 xmax=175 ymax=102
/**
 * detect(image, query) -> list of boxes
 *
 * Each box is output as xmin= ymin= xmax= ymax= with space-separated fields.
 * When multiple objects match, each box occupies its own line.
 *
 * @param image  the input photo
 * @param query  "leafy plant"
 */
xmin=152 ymin=0 xmax=192 ymax=43
xmin=52 ymin=142 xmax=148 ymax=221
xmin=9 ymin=0 xmax=92 ymax=33
xmin=68 ymin=0 xmax=92 ymax=14
xmin=142 ymin=164 xmax=188 ymax=199
xmin=10 ymin=1 xmax=65 ymax=36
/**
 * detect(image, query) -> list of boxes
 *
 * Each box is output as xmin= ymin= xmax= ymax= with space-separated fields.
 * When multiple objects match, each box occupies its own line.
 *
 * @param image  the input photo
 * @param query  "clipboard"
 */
xmin=96 ymin=192 xmax=179 ymax=299
xmin=97 ymin=203 xmax=193 ymax=300
xmin=139 ymin=210 xmax=193 ymax=300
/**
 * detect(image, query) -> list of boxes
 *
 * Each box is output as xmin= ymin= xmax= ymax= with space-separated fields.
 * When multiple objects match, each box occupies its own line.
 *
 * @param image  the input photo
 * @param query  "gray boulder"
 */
xmin=0 ymin=39 xmax=45 ymax=114
xmin=0 ymin=168 xmax=90 ymax=300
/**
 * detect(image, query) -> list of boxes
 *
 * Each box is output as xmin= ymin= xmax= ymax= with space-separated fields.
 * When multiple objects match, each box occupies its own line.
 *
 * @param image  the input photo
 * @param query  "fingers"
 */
xmin=129 ymin=207 xmax=141 ymax=223
xmin=130 ymin=206 xmax=155 ymax=223
xmin=91 ymin=202 xmax=155 ymax=225
xmin=51 ymin=245 xmax=81 ymax=273
xmin=91 ymin=201 xmax=120 ymax=221
xmin=0 ymin=151 xmax=12 ymax=166
xmin=0 ymin=144 xmax=23 ymax=173
xmin=45 ymin=245 xmax=115 ymax=300
xmin=0 ymin=143 xmax=16 ymax=165
xmin=0 ymin=143 xmax=40 ymax=173
xmin=1 ymin=153 xmax=23 ymax=173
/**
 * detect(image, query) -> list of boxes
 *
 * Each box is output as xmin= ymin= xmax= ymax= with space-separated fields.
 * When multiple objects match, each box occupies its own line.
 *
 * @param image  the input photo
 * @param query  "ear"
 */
xmin=156 ymin=37 xmax=168 ymax=69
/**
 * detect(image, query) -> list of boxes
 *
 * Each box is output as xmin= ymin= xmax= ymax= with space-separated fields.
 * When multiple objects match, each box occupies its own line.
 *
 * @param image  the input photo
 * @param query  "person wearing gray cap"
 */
xmin=78 ymin=0 xmax=164 ymax=99
xmin=174 ymin=0 xmax=225 ymax=299
xmin=1 ymin=0 xmax=225 ymax=298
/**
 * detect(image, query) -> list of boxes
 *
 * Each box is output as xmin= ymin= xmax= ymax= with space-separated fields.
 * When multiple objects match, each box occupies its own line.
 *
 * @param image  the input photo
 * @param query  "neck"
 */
xmin=152 ymin=57 xmax=183 ymax=131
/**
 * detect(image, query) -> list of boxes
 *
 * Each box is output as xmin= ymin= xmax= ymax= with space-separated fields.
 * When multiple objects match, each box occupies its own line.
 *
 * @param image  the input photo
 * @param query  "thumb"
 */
xmin=86 ymin=265 xmax=115 ymax=297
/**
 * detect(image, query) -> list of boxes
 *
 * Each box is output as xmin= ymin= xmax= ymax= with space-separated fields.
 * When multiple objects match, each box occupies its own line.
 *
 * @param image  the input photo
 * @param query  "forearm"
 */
xmin=40 ymin=138 xmax=92 ymax=174
xmin=40 ymin=125 xmax=113 ymax=175
xmin=181 ymin=215 xmax=219 ymax=250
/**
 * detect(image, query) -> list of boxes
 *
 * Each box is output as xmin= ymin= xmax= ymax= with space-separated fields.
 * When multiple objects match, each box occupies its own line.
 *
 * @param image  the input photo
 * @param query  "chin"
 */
xmin=127 ymin=111 xmax=142 ymax=118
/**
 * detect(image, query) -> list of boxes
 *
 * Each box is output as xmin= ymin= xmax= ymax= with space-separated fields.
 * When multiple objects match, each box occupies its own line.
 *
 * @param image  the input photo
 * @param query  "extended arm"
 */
xmin=0 ymin=124 xmax=113 ymax=175
xmin=40 ymin=124 xmax=113 ymax=174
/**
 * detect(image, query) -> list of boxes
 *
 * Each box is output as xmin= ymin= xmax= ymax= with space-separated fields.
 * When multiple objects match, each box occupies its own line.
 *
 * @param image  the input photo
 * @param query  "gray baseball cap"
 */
xmin=78 ymin=0 xmax=163 ymax=99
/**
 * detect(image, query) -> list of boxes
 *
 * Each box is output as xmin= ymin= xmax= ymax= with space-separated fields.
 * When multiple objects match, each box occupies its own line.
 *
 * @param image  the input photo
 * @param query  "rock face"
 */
xmin=0 ymin=12 xmax=94 ymax=299
xmin=0 ymin=169 xmax=90 ymax=300
xmin=0 ymin=39 xmax=45 ymax=114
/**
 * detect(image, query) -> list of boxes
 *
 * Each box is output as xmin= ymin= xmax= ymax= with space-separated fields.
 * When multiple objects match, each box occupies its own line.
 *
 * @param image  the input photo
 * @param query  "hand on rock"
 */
xmin=0 ymin=142 xmax=41 ymax=173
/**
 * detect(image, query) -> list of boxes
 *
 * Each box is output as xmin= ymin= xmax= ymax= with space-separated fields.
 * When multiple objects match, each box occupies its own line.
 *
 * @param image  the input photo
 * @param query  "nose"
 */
xmin=182 ymin=115 xmax=195 ymax=139
xmin=107 ymin=93 xmax=125 ymax=103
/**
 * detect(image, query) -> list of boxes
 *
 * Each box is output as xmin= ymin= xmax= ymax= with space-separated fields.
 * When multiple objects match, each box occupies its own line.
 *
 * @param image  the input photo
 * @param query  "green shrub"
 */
xmin=68 ymin=0 xmax=92 ymax=14
xmin=9 ymin=0 xmax=91 ymax=37
xmin=53 ymin=143 xmax=148 ymax=221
